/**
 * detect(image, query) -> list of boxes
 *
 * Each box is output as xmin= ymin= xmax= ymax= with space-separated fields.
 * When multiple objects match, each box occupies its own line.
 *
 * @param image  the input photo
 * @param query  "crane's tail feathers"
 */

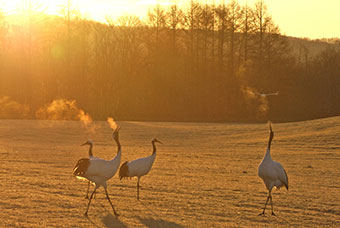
xmin=283 ymin=168 xmax=289 ymax=190
xmin=119 ymin=161 xmax=129 ymax=180
xmin=284 ymin=183 xmax=289 ymax=191
xmin=73 ymin=158 xmax=90 ymax=177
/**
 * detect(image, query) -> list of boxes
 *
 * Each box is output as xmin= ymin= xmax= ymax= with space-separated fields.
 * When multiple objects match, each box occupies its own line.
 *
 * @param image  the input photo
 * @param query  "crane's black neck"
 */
xmin=88 ymin=144 xmax=93 ymax=157
xmin=152 ymin=141 xmax=157 ymax=155
xmin=267 ymin=133 xmax=273 ymax=150
xmin=114 ymin=137 xmax=121 ymax=155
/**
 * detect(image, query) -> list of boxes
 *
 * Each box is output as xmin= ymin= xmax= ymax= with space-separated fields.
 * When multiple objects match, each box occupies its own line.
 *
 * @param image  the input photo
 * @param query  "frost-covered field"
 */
xmin=1 ymin=118 xmax=340 ymax=227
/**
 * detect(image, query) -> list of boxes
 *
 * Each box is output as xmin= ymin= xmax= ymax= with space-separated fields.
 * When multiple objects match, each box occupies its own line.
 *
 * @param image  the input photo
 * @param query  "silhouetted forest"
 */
xmin=0 ymin=0 xmax=339 ymax=122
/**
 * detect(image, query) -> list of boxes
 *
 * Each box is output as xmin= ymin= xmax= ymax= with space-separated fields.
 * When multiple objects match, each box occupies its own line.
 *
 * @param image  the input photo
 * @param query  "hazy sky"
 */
xmin=259 ymin=0 xmax=340 ymax=39
xmin=1 ymin=0 xmax=339 ymax=39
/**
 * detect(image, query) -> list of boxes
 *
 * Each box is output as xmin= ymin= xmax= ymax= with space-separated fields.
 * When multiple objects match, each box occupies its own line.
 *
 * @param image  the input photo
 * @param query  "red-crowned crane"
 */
xmin=258 ymin=123 xmax=288 ymax=215
xmin=119 ymin=138 xmax=162 ymax=200
xmin=73 ymin=126 xmax=121 ymax=217
xmin=255 ymin=91 xmax=279 ymax=98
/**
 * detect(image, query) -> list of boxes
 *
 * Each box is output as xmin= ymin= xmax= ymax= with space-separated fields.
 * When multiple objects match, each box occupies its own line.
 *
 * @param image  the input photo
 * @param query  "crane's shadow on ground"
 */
xmin=86 ymin=214 xmax=127 ymax=228
xmin=137 ymin=201 xmax=186 ymax=228
xmin=136 ymin=216 xmax=186 ymax=228
xmin=102 ymin=214 xmax=127 ymax=228
xmin=85 ymin=199 xmax=184 ymax=228
xmin=139 ymin=200 xmax=158 ymax=217
xmin=85 ymin=200 xmax=127 ymax=228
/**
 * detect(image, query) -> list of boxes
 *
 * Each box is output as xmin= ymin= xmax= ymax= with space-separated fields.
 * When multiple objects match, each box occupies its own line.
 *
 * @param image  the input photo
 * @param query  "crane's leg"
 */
xmin=85 ymin=181 xmax=90 ymax=199
xmin=104 ymin=187 xmax=119 ymax=217
xmin=269 ymin=194 xmax=275 ymax=216
xmin=84 ymin=186 xmax=98 ymax=217
xmin=259 ymin=191 xmax=271 ymax=215
xmin=137 ymin=177 xmax=140 ymax=201
xmin=259 ymin=196 xmax=270 ymax=215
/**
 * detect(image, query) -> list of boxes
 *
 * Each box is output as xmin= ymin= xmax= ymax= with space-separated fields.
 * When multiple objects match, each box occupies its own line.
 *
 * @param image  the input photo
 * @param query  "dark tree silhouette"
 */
xmin=0 ymin=1 xmax=339 ymax=122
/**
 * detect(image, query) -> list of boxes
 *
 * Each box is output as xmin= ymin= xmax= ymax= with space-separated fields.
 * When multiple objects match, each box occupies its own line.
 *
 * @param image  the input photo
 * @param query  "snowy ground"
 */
xmin=1 ymin=118 xmax=340 ymax=227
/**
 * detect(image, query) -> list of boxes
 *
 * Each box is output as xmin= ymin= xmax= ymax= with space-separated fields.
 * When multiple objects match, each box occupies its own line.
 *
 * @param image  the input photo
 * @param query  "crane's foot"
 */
xmin=271 ymin=212 xmax=276 ymax=216
xmin=85 ymin=195 xmax=89 ymax=199
xmin=114 ymin=211 xmax=120 ymax=217
xmin=258 ymin=212 xmax=265 ymax=216
xmin=84 ymin=212 xmax=89 ymax=217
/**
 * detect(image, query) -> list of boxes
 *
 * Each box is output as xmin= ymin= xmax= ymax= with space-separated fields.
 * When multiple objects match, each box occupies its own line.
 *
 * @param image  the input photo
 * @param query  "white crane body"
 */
xmin=124 ymin=153 xmax=156 ymax=178
xmin=83 ymin=155 xmax=121 ymax=186
xmin=258 ymin=149 xmax=288 ymax=191
xmin=89 ymin=156 xmax=99 ymax=160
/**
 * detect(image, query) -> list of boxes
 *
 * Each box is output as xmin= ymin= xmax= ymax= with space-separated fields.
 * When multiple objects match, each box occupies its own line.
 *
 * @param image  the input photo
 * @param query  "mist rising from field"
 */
xmin=241 ymin=86 xmax=269 ymax=119
xmin=0 ymin=97 xmax=122 ymax=135
xmin=0 ymin=96 xmax=30 ymax=119
xmin=107 ymin=117 xmax=118 ymax=130
xmin=35 ymin=99 xmax=91 ymax=122
xmin=35 ymin=99 xmax=96 ymax=134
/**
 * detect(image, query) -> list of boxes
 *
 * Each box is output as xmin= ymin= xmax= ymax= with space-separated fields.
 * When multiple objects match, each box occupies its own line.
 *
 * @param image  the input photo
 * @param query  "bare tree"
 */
xmin=0 ymin=10 xmax=8 ymax=94
xmin=215 ymin=1 xmax=227 ymax=73
xmin=200 ymin=3 xmax=214 ymax=68
xmin=239 ymin=3 xmax=252 ymax=66
xmin=147 ymin=4 xmax=166 ymax=46
xmin=226 ymin=0 xmax=242 ymax=75
xmin=251 ymin=0 xmax=283 ymax=66
xmin=166 ymin=3 xmax=183 ymax=55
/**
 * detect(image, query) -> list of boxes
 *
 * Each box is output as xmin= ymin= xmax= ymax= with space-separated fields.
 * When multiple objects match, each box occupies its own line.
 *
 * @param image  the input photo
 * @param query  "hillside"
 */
xmin=287 ymin=36 xmax=339 ymax=60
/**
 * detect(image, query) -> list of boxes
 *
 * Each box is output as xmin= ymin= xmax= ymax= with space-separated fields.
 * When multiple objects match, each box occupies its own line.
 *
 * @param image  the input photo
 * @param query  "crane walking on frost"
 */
xmin=73 ymin=126 xmax=122 ymax=217
xmin=119 ymin=138 xmax=162 ymax=200
xmin=258 ymin=123 xmax=288 ymax=215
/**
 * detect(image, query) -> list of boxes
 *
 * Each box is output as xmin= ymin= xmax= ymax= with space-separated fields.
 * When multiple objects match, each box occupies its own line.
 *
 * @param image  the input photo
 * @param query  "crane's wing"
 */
xmin=84 ymin=159 xmax=112 ymax=176
xmin=273 ymin=161 xmax=288 ymax=190
xmin=73 ymin=158 xmax=90 ymax=177
xmin=282 ymin=168 xmax=289 ymax=190
xmin=127 ymin=156 xmax=155 ymax=177
xmin=266 ymin=92 xmax=279 ymax=96
xmin=119 ymin=161 xmax=129 ymax=179
xmin=85 ymin=150 xmax=121 ymax=178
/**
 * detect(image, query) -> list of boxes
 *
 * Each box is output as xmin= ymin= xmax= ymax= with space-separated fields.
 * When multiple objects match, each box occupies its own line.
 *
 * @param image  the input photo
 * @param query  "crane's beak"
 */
xmin=80 ymin=142 xmax=87 ymax=146
xmin=156 ymin=139 xmax=163 ymax=144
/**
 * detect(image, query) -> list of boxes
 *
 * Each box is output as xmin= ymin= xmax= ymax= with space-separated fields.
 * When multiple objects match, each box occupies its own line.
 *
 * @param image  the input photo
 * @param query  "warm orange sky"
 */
xmin=0 ymin=0 xmax=339 ymax=39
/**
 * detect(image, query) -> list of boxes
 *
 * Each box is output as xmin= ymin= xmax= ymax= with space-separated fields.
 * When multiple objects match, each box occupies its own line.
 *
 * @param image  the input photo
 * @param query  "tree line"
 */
xmin=0 ymin=0 xmax=339 ymax=122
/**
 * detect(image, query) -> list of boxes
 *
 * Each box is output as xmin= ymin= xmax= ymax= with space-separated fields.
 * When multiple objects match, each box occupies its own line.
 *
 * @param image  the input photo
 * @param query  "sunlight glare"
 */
xmin=0 ymin=0 xmax=60 ymax=15
xmin=0 ymin=0 xmax=64 ymax=24
xmin=0 ymin=0 xmax=22 ymax=15
xmin=1 ymin=0 xmax=340 ymax=39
